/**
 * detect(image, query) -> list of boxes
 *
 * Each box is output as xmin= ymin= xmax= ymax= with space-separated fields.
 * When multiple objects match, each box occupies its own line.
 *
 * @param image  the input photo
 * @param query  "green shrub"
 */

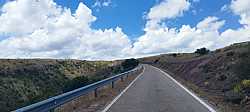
xmin=242 ymin=80 xmax=250 ymax=88
xmin=172 ymin=53 xmax=177 ymax=57
xmin=63 ymin=76 xmax=89 ymax=92
xmin=121 ymin=58 xmax=139 ymax=71
xmin=232 ymin=80 xmax=250 ymax=94
xmin=195 ymin=47 xmax=210 ymax=55
xmin=233 ymin=84 xmax=242 ymax=93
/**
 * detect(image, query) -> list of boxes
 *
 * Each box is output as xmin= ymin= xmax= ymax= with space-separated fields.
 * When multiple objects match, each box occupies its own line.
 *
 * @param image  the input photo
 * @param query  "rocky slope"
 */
xmin=140 ymin=41 xmax=250 ymax=112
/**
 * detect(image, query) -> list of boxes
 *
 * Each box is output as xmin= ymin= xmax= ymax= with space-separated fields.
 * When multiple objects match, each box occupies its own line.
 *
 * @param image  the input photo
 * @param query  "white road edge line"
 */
xmin=151 ymin=65 xmax=216 ymax=112
xmin=101 ymin=66 xmax=145 ymax=112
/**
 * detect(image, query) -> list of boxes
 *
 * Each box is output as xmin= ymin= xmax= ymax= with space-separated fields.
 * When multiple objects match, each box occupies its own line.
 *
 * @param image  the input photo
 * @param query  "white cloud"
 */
xmin=131 ymin=14 xmax=250 ymax=56
xmin=230 ymin=0 xmax=250 ymax=25
xmin=147 ymin=0 xmax=190 ymax=21
xmin=92 ymin=0 xmax=112 ymax=8
xmin=221 ymin=5 xmax=228 ymax=12
xmin=0 ymin=0 xmax=61 ymax=35
xmin=131 ymin=1 xmax=250 ymax=55
xmin=128 ymin=0 xmax=250 ymax=57
xmin=0 ymin=0 xmax=130 ymax=60
xmin=145 ymin=0 xmax=190 ymax=31
xmin=0 ymin=0 xmax=250 ymax=60
xmin=196 ymin=17 xmax=225 ymax=31
xmin=72 ymin=27 xmax=132 ymax=60
xmin=131 ymin=16 xmax=225 ymax=55
xmin=220 ymin=27 xmax=250 ymax=47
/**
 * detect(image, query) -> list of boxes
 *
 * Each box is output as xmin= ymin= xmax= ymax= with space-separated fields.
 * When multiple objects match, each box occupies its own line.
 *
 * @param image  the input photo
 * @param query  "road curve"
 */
xmin=103 ymin=65 xmax=214 ymax=112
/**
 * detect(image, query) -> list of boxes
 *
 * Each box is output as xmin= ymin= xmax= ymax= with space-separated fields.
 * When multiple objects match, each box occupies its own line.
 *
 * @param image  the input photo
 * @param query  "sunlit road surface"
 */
xmin=103 ymin=65 xmax=215 ymax=112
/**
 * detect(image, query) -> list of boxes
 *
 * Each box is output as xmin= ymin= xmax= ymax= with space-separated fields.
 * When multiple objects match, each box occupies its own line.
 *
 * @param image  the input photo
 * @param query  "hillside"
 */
xmin=140 ymin=41 xmax=250 ymax=112
xmin=0 ymin=59 xmax=138 ymax=111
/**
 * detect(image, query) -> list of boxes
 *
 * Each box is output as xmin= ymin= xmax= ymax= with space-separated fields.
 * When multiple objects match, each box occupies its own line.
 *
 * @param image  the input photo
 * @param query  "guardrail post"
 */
xmin=121 ymin=76 xmax=124 ymax=82
xmin=49 ymin=109 xmax=55 ymax=112
xmin=111 ymin=81 xmax=114 ymax=88
xmin=94 ymin=88 xmax=98 ymax=98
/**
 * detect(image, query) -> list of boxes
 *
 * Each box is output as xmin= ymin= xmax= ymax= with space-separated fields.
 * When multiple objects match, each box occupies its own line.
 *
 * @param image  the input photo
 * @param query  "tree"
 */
xmin=121 ymin=58 xmax=139 ymax=71
xmin=172 ymin=53 xmax=177 ymax=57
xmin=195 ymin=47 xmax=210 ymax=55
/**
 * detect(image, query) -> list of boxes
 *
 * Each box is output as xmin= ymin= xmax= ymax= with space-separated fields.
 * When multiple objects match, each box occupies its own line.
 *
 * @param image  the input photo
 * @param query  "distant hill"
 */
xmin=0 ymin=59 xmax=138 ymax=111
xmin=140 ymin=41 xmax=250 ymax=112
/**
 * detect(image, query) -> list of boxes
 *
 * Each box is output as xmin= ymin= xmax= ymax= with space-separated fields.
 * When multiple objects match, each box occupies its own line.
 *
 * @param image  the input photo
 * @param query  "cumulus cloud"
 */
xmin=196 ymin=17 xmax=225 ymax=31
xmin=0 ymin=0 xmax=131 ymax=60
xmin=130 ymin=0 xmax=250 ymax=56
xmin=230 ymin=0 xmax=250 ymax=25
xmin=146 ymin=0 xmax=190 ymax=30
xmin=131 ymin=16 xmax=225 ymax=55
xmin=0 ymin=0 xmax=249 ymax=60
xmin=147 ymin=0 xmax=190 ymax=21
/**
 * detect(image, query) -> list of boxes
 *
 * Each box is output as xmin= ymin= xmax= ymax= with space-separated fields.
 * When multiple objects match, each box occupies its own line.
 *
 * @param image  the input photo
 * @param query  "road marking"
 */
xmin=102 ymin=66 xmax=145 ymax=112
xmin=151 ymin=65 xmax=217 ymax=112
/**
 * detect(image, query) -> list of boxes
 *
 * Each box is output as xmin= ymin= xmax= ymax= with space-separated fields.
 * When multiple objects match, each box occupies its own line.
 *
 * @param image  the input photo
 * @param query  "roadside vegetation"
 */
xmin=194 ymin=47 xmax=210 ymax=55
xmin=231 ymin=43 xmax=250 ymax=105
xmin=140 ymin=41 xmax=250 ymax=112
xmin=0 ymin=58 xmax=138 ymax=112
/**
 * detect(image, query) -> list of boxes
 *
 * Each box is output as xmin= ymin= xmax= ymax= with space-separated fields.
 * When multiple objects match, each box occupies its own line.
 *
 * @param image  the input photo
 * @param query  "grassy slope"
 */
xmin=140 ymin=41 xmax=250 ymax=112
xmin=0 ymin=59 xmax=118 ymax=111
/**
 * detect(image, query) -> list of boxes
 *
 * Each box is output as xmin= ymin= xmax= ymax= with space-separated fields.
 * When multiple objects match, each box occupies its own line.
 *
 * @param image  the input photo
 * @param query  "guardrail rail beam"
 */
xmin=15 ymin=65 xmax=142 ymax=112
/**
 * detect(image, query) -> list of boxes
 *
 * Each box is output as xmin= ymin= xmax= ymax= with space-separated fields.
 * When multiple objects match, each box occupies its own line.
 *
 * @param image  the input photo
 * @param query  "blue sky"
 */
xmin=0 ymin=0 xmax=244 ymax=37
xmin=52 ymin=0 xmax=241 ymax=37
xmin=0 ymin=0 xmax=249 ymax=60
xmin=54 ymin=0 xmax=156 ymax=39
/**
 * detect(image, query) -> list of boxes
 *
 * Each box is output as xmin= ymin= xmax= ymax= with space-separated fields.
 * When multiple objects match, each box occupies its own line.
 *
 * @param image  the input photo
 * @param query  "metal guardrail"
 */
xmin=14 ymin=65 xmax=142 ymax=112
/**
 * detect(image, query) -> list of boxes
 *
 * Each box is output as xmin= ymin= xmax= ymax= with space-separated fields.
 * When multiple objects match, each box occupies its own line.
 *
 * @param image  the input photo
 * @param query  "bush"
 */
xmin=121 ymin=58 xmax=139 ymax=71
xmin=172 ymin=53 xmax=177 ymax=57
xmin=226 ymin=51 xmax=234 ymax=56
xmin=154 ymin=59 xmax=159 ymax=63
xmin=233 ymin=84 xmax=242 ymax=93
xmin=63 ymin=76 xmax=89 ymax=92
xmin=242 ymin=80 xmax=250 ymax=88
xmin=195 ymin=47 xmax=210 ymax=55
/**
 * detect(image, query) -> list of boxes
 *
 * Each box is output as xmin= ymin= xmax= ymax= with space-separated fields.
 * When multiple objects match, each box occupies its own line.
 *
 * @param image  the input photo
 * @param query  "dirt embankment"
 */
xmin=140 ymin=42 xmax=250 ymax=112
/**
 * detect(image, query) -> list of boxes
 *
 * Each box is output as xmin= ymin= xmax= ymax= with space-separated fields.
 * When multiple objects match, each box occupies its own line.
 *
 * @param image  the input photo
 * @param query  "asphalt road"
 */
xmin=104 ymin=65 xmax=214 ymax=112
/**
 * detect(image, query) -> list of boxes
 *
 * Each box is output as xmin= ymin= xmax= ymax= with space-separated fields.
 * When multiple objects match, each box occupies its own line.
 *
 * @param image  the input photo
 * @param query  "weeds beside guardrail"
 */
xmin=15 ymin=65 xmax=143 ymax=112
